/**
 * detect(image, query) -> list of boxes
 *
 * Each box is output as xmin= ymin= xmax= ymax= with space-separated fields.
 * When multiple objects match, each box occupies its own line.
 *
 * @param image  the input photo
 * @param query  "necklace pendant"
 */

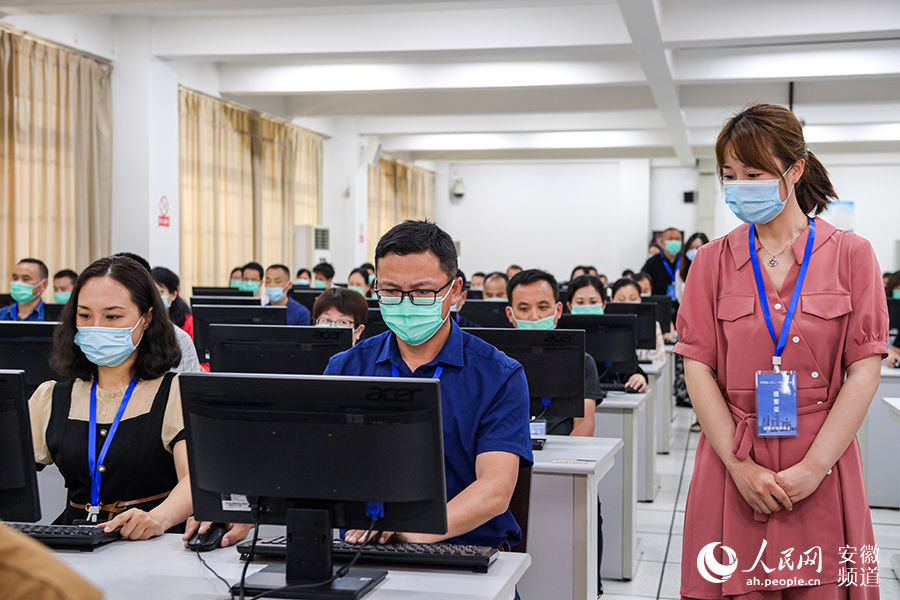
xmin=768 ymin=257 xmax=778 ymax=267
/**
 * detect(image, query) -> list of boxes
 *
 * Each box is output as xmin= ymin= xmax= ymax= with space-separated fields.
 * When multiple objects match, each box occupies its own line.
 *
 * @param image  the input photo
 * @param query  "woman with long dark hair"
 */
xmin=150 ymin=266 xmax=193 ymax=339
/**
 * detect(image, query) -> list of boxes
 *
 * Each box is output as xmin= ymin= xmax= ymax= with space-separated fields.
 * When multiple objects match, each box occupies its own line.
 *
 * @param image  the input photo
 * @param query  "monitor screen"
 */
xmin=0 ymin=322 xmax=60 ymax=395
xmin=359 ymin=309 xmax=389 ymax=340
xmin=44 ymin=303 xmax=65 ymax=322
xmin=289 ymin=289 xmax=326 ymax=313
xmin=557 ymin=314 xmax=638 ymax=377
xmin=192 ymin=287 xmax=253 ymax=297
xmin=888 ymin=298 xmax=900 ymax=333
xmin=209 ymin=324 xmax=352 ymax=375
xmin=192 ymin=306 xmax=288 ymax=362
xmin=0 ymin=370 xmax=41 ymax=522
xmin=458 ymin=300 xmax=513 ymax=329
xmin=642 ymin=295 xmax=673 ymax=334
xmin=604 ymin=302 xmax=658 ymax=351
xmin=189 ymin=296 xmax=261 ymax=307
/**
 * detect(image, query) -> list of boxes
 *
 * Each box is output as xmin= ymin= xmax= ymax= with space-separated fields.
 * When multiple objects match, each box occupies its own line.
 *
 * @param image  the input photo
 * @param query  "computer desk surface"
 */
xmin=55 ymin=533 xmax=531 ymax=600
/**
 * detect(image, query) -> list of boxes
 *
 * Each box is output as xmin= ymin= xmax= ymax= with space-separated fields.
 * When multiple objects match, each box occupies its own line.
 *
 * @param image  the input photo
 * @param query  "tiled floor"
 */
xmin=600 ymin=406 xmax=900 ymax=599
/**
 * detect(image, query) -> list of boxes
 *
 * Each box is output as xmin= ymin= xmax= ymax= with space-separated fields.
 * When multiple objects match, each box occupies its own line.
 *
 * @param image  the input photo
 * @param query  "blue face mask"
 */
xmin=160 ymin=294 xmax=171 ymax=309
xmin=485 ymin=297 xmax=507 ymax=302
xmin=685 ymin=249 xmax=697 ymax=262
xmin=75 ymin=317 xmax=145 ymax=367
xmin=571 ymin=304 xmax=604 ymax=315
xmin=266 ymin=286 xmax=286 ymax=303
xmin=723 ymin=168 xmax=794 ymax=224
xmin=380 ymin=296 xmax=449 ymax=346
xmin=295 ymin=279 xmax=310 ymax=287
xmin=513 ymin=314 xmax=556 ymax=330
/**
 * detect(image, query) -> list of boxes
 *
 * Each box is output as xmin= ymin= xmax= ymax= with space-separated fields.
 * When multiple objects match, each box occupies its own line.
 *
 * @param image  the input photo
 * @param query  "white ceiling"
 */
xmin=5 ymin=0 xmax=900 ymax=162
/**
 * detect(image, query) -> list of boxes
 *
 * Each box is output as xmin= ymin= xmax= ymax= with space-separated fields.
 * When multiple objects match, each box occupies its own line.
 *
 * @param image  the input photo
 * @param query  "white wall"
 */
xmin=433 ymin=160 xmax=651 ymax=280
xmin=649 ymin=167 xmax=700 ymax=236
xmin=1 ymin=14 xmax=115 ymax=60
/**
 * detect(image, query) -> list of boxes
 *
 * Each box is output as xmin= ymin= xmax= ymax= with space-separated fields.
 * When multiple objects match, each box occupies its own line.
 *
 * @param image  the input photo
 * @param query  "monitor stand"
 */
xmin=233 ymin=508 xmax=387 ymax=600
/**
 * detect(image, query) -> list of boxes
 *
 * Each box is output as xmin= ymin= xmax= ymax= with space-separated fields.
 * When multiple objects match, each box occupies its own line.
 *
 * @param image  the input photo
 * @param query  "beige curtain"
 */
xmin=367 ymin=156 xmax=434 ymax=260
xmin=180 ymin=87 xmax=322 ymax=291
xmin=0 ymin=27 xmax=112 ymax=287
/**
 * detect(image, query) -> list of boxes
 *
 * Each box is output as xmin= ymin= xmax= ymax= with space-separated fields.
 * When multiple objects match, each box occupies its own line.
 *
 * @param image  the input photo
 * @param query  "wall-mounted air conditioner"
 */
xmin=294 ymin=225 xmax=331 ymax=268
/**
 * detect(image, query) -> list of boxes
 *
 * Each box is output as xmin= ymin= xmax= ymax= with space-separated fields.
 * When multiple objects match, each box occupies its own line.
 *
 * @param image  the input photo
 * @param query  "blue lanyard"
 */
xmin=662 ymin=255 xmax=681 ymax=282
xmin=748 ymin=217 xmax=815 ymax=369
xmin=391 ymin=364 xmax=444 ymax=380
xmin=88 ymin=377 xmax=140 ymax=513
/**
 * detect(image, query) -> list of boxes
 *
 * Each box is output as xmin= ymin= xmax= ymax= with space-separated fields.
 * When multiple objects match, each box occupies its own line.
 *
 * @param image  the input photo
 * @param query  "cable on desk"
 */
xmin=194 ymin=547 xmax=234 ymax=598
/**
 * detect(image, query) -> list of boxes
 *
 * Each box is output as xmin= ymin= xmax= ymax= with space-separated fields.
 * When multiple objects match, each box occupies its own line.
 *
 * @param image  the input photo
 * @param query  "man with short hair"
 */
xmin=505 ymin=269 xmax=604 ymax=436
xmin=264 ymin=264 xmax=310 ymax=326
xmin=640 ymin=227 xmax=683 ymax=301
xmin=326 ymin=220 xmax=532 ymax=550
xmin=469 ymin=272 xmax=485 ymax=290
xmin=52 ymin=269 xmax=78 ymax=305
xmin=482 ymin=272 xmax=509 ymax=301
xmin=0 ymin=258 xmax=48 ymax=321
xmin=241 ymin=262 xmax=264 ymax=296
xmin=506 ymin=264 xmax=522 ymax=279
xmin=312 ymin=262 xmax=335 ymax=290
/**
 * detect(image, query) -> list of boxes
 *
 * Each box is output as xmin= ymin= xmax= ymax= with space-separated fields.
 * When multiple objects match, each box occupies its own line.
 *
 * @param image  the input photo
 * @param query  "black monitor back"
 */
xmin=193 ymin=287 xmax=252 ymax=297
xmin=190 ymin=296 xmax=261 ymax=307
xmin=366 ymin=298 xmax=380 ymax=309
xmin=462 ymin=328 xmax=585 ymax=418
xmin=605 ymin=302 xmax=657 ymax=350
xmin=465 ymin=289 xmax=483 ymax=300
xmin=642 ymin=295 xmax=673 ymax=334
xmin=289 ymin=289 xmax=325 ymax=313
xmin=0 ymin=293 xmax=11 ymax=308
xmin=888 ymin=298 xmax=900 ymax=333
xmin=360 ymin=309 xmax=389 ymax=340
xmin=0 ymin=322 xmax=59 ymax=395
xmin=557 ymin=314 xmax=638 ymax=376
xmin=44 ymin=303 xmax=65 ymax=321
xmin=192 ymin=306 xmax=288 ymax=362
xmin=209 ymin=324 xmax=352 ymax=375
xmin=0 ymin=370 xmax=41 ymax=522
xmin=458 ymin=300 xmax=512 ymax=328
xmin=179 ymin=372 xmax=447 ymax=534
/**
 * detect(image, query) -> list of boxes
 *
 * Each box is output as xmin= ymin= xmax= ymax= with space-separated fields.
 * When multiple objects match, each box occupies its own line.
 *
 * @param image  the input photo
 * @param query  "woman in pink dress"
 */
xmin=676 ymin=104 xmax=888 ymax=600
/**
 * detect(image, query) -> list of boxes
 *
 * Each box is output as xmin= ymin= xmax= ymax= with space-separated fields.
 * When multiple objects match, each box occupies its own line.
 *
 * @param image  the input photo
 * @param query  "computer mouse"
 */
xmin=187 ymin=522 xmax=228 ymax=552
xmin=624 ymin=385 xmax=640 ymax=394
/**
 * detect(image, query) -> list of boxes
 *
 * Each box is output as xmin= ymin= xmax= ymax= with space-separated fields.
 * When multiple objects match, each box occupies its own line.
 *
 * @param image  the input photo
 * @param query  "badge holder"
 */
xmin=755 ymin=357 xmax=798 ymax=438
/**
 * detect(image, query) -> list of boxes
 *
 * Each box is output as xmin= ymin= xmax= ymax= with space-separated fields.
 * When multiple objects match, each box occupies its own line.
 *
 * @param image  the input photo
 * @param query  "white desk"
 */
xmin=644 ymin=358 xmax=672 ymax=456
xmin=859 ymin=365 xmax=900 ymax=508
xmin=56 ymin=533 xmax=531 ymax=600
xmin=882 ymin=396 xmax=900 ymax=582
xmin=594 ymin=392 xmax=647 ymax=580
xmin=520 ymin=435 xmax=622 ymax=600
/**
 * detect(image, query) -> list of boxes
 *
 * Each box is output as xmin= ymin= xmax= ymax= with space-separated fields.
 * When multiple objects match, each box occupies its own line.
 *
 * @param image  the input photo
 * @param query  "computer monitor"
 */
xmin=462 ymin=328 xmax=585 ymax=418
xmin=180 ymin=373 xmax=447 ymax=599
xmin=359 ymin=309 xmax=389 ymax=340
xmin=888 ymin=298 xmax=900 ymax=333
xmin=465 ymin=289 xmax=483 ymax=301
xmin=209 ymin=324 xmax=352 ymax=375
xmin=458 ymin=300 xmax=512 ymax=328
xmin=0 ymin=293 xmax=11 ymax=308
xmin=192 ymin=306 xmax=287 ymax=362
xmin=289 ymin=289 xmax=325 ymax=313
xmin=192 ymin=287 xmax=253 ymax=297
xmin=604 ymin=302 xmax=658 ymax=351
xmin=557 ymin=314 xmax=638 ymax=377
xmin=365 ymin=298 xmax=380 ymax=309
xmin=0 ymin=322 xmax=59 ymax=395
xmin=189 ymin=296 xmax=261 ymax=307
xmin=44 ymin=303 xmax=65 ymax=321
xmin=0 ymin=369 xmax=41 ymax=522
xmin=642 ymin=295 xmax=673 ymax=334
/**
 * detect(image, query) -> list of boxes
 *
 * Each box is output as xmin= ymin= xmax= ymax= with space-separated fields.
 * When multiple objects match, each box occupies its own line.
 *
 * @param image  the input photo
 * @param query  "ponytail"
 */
xmin=796 ymin=151 xmax=837 ymax=215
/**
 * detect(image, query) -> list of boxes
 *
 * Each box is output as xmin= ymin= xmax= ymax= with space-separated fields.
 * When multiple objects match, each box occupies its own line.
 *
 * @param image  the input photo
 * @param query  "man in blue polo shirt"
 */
xmin=0 ymin=258 xmax=48 ymax=321
xmin=325 ymin=220 xmax=532 ymax=549
xmin=264 ymin=264 xmax=310 ymax=325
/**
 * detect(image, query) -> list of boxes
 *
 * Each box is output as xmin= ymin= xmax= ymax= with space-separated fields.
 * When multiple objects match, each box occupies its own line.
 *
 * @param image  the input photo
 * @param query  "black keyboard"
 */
xmin=598 ymin=382 xmax=641 ymax=393
xmin=6 ymin=522 xmax=121 ymax=551
xmin=237 ymin=537 xmax=499 ymax=573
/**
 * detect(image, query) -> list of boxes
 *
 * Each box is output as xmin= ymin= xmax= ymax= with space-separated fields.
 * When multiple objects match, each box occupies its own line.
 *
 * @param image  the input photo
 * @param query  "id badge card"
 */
xmin=755 ymin=370 xmax=798 ymax=437
xmin=666 ymin=283 xmax=677 ymax=301
xmin=530 ymin=419 xmax=547 ymax=437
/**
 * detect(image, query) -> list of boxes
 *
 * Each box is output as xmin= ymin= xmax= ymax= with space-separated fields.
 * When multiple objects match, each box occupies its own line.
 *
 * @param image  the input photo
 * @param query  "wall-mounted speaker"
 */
xmin=683 ymin=191 xmax=696 ymax=204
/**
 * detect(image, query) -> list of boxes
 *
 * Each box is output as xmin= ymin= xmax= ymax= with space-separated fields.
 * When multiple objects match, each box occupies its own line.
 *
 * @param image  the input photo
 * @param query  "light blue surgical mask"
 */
xmin=485 ymin=297 xmax=507 ymax=302
xmin=685 ymin=249 xmax=697 ymax=262
xmin=723 ymin=168 xmax=794 ymax=225
xmin=230 ymin=279 xmax=242 ymax=289
xmin=74 ymin=317 xmax=144 ymax=367
xmin=10 ymin=281 xmax=39 ymax=304
xmin=295 ymin=279 xmax=310 ymax=287
xmin=664 ymin=240 xmax=683 ymax=256
xmin=54 ymin=291 xmax=72 ymax=304
xmin=571 ymin=304 xmax=605 ymax=315
xmin=312 ymin=280 xmax=327 ymax=290
xmin=368 ymin=273 xmax=376 ymax=284
xmin=380 ymin=295 xmax=449 ymax=346
xmin=349 ymin=286 xmax=367 ymax=297
xmin=513 ymin=314 xmax=556 ymax=330
xmin=240 ymin=280 xmax=260 ymax=294
xmin=160 ymin=294 xmax=171 ymax=309
xmin=266 ymin=286 xmax=286 ymax=303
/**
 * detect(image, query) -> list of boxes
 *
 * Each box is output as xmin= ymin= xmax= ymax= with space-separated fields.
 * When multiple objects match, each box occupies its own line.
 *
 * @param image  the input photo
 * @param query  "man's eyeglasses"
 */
xmin=374 ymin=279 xmax=453 ymax=306
xmin=315 ymin=318 xmax=355 ymax=328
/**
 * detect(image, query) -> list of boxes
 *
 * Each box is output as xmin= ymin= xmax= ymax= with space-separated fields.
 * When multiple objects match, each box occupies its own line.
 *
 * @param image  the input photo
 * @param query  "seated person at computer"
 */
xmin=326 ymin=220 xmax=532 ymax=547
xmin=569 ymin=265 xmax=589 ymax=282
xmin=506 ymin=264 xmax=522 ymax=279
xmin=632 ymin=271 xmax=676 ymax=343
xmin=567 ymin=275 xmax=607 ymax=315
xmin=53 ymin=269 xmax=78 ymax=305
xmin=482 ymin=271 xmax=509 ymax=301
xmin=469 ymin=271 xmax=485 ymax=290
xmin=610 ymin=278 xmax=665 ymax=363
xmin=505 ymin=269 xmax=604 ymax=436
xmin=452 ymin=270 xmax=481 ymax=328
xmin=239 ymin=262 xmax=264 ymax=296
xmin=347 ymin=267 xmax=372 ymax=297
xmin=229 ymin=266 xmax=243 ymax=289
xmin=30 ymin=255 xmax=247 ymax=546
xmin=312 ymin=262 xmax=335 ymax=290
xmin=151 ymin=266 xmax=194 ymax=339
xmin=265 ymin=264 xmax=310 ymax=326
xmin=1 ymin=258 xmax=48 ymax=321
xmin=312 ymin=287 xmax=368 ymax=344
xmin=294 ymin=267 xmax=312 ymax=287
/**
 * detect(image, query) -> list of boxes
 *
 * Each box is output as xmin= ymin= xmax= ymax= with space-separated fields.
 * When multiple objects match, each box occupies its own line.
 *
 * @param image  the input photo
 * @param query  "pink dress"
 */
xmin=675 ymin=218 xmax=888 ymax=599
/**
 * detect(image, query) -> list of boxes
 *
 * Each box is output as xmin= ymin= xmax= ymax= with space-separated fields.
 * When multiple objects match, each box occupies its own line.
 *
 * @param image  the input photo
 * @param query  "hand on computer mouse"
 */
xmin=186 ymin=522 xmax=228 ymax=552
xmin=625 ymin=374 xmax=648 ymax=393
xmin=183 ymin=518 xmax=252 ymax=550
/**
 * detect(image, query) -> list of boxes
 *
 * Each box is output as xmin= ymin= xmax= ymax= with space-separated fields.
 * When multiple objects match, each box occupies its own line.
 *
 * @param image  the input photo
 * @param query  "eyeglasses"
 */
xmin=315 ymin=318 xmax=355 ymax=328
xmin=374 ymin=279 xmax=453 ymax=306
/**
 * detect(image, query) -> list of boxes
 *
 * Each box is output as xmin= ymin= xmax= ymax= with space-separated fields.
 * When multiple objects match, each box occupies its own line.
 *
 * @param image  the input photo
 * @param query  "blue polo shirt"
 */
xmin=285 ymin=297 xmax=311 ymax=326
xmin=0 ymin=301 xmax=45 ymax=321
xmin=324 ymin=320 xmax=533 ymax=548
